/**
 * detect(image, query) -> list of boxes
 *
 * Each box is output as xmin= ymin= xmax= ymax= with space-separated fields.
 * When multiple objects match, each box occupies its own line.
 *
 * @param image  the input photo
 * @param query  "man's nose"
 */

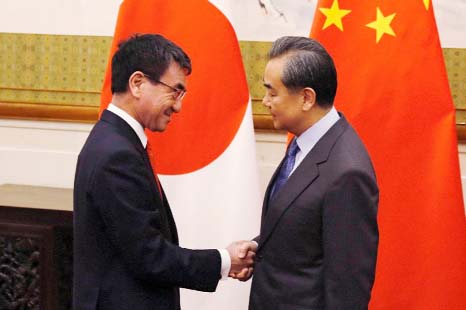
xmin=262 ymin=95 xmax=271 ymax=107
xmin=172 ymin=99 xmax=182 ymax=113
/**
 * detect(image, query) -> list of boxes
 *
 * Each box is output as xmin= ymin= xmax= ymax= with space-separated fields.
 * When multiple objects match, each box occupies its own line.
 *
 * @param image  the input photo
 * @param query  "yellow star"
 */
xmin=366 ymin=7 xmax=396 ymax=43
xmin=319 ymin=0 xmax=351 ymax=31
xmin=423 ymin=0 xmax=430 ymax=10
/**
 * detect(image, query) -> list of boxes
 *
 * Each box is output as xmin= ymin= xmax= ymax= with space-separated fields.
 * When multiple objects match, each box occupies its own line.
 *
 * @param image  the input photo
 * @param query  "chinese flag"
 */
xmin=311 ymin=0 xmax=466 ymax=309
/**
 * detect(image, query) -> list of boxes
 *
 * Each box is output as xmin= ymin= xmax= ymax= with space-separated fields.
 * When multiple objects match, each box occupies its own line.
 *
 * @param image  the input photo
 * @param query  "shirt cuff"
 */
xmin=218 ymin=248 xmax=231 ymax=280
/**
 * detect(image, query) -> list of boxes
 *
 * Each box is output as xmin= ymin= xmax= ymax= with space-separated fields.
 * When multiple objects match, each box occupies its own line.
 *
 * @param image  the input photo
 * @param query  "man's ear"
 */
xmin=302 ymin=87 xmax=316 ymax=111
xmin=128 ymin=71 xmax=145 ymax=98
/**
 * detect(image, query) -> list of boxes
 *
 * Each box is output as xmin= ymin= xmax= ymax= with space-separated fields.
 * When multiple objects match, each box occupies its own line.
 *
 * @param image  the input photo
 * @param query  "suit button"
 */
xmin=256 ymin=254 xmax=263 ymax=262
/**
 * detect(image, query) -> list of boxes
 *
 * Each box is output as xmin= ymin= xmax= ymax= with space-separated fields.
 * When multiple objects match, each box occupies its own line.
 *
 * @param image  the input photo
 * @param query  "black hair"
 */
xmin=111 ymin=34 xmax=191 ymax=94
xmin=269 ymin=36 xmax=337 ymax=107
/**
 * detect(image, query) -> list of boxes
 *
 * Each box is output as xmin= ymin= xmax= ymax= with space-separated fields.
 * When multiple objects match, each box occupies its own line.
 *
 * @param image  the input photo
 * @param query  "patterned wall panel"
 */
xmin=0 ymin=33 xmax=465 ymax=122
xmin=443 ymin=48 xmax=466 ymax=123
xmin=0 ymin=33 xmax=110 ymax=107
xmin=238 ymin=41 xmax=271 ymax=115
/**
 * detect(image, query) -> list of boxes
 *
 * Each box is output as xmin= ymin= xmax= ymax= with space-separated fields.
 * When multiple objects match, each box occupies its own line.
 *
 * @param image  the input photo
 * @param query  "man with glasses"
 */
xmin=73 ymin=34 xmax=256 ymax=310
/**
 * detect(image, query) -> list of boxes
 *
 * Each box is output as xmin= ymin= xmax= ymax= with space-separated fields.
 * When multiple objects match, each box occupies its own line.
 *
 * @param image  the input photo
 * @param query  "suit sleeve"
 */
xmin=90 ymin=148 xmax=221 ymax=292
xmin=322 ymin=170 xmax=379 ymax=309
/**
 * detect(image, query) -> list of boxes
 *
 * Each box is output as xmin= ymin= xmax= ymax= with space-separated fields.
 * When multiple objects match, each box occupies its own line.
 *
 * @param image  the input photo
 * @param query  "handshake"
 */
xmin=226 ymin=240 xmax=258 ymax=282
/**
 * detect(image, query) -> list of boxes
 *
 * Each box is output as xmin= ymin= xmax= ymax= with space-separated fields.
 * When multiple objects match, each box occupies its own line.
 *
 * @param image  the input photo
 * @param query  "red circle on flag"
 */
xmin=101 ymin=0 xmax=249 ymax=175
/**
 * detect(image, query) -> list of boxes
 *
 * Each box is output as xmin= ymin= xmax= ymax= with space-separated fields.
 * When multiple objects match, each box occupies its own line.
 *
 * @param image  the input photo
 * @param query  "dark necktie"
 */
xmin=270 ymin=138 xmax=300 ymax=199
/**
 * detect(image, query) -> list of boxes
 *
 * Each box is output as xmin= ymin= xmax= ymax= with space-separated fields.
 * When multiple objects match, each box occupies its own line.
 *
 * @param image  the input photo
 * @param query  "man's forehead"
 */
xmin=162 ymin=62 xmax=187 ymax=77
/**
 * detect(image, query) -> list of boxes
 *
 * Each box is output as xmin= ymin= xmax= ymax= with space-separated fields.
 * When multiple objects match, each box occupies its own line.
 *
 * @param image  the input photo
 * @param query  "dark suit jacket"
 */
xmin=73 ymin=110 xmax=221 ymax=310
xmin=249 ymin=114 xmax=379 ymax=310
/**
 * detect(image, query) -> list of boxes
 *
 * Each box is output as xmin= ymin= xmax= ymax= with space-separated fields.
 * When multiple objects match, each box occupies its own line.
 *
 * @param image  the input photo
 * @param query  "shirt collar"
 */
xmin=296 ymin=106 xmax=340 ymax=155
xmin=107 ymin=103 xmax=148 ymax=148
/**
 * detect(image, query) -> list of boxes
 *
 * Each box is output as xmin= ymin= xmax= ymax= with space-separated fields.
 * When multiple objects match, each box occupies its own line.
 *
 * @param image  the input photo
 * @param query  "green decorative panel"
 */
xmin=239 ymin=41 xmax=272 ymax=115
xmin=0 ymin=88 xmax=100 ymax=106
xmin=0 ymin=33 xmax=111 ymax=107
xmin=444 ymin=48 xmax=466 ymax=109
xmin=443 ymin=48 xmax=466 ymax=124
xmin=1 ymin=33 xmax=465 ymax=121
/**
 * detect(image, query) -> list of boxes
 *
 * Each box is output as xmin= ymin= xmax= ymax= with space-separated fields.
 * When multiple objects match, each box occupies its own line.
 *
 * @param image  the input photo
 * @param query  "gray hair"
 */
xmin=269 ymin=36 xmax=337 ymax=107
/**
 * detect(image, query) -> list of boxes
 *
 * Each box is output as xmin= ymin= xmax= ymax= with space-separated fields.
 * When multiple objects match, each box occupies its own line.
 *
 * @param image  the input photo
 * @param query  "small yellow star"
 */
xmin=423 ymin=0 xmax=430 ymax=10
xmin=319 ymin=0 xmax=351 ymax=31
xmin=366 ymin=7 xmax=396 ymax=43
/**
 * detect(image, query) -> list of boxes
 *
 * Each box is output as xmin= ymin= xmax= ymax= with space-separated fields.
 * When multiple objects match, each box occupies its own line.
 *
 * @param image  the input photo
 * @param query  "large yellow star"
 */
xmin=423 ymin=0 xmax=430 ymax=10
xmin=366 ymin=7 xmax=396 ymax=43
xmin=319 ymin=0 xmax=351 ymax=31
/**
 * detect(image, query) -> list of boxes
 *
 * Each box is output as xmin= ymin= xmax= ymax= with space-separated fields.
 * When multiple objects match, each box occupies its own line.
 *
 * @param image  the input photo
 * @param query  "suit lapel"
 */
xmin=100 ymin=110 xmax=178 ymax=243
xmin=139 ymin=145 xmax=178 ymax=243
xmin=161 ymin=190 xmax=179 ymax=244
xmin=259 ymin=155 xmax=320 ymax=249
xmin=259 ymin=115 xmax=349 ymax=249
xmin=260 ymin=155 xmax=285 ymax=223
xmin=101 ymin=111 xmax=159 ymax=195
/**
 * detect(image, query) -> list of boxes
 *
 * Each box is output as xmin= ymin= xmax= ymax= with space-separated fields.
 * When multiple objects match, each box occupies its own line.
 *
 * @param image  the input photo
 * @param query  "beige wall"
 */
xmin=1 ymin=119 xmax=465 ymax=214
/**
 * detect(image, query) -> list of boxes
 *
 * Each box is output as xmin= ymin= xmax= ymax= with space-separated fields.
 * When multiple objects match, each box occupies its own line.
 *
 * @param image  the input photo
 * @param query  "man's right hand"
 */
xmin=226 ymin=240 xmax=257 ymax=281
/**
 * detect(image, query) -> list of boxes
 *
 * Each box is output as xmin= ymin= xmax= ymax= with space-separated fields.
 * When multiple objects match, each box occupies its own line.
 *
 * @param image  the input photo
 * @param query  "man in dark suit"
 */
xmin=73 ymin=34 xmax=255 ymax=310
xmin=247 ymin=36 xmax=379 ymax=309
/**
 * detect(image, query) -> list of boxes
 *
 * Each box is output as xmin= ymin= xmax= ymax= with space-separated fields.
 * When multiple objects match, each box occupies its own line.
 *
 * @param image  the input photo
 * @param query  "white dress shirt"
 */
xmin=107 ymin=104 xmax=147 ymax=147
xmin=291 ymin=106 xmax=340 ymax=175
xmin=106 ymin=104 xmax=231 ymax=279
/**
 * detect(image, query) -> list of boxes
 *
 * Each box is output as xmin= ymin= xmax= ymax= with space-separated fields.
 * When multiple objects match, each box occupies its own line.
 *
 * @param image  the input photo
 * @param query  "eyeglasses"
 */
xmin=142 ymin=73 xmax=187 ymax=101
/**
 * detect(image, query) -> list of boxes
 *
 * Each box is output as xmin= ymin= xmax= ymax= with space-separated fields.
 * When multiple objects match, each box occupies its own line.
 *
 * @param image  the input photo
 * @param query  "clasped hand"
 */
xmin=226 ymin=240 xmax=257 ymax=282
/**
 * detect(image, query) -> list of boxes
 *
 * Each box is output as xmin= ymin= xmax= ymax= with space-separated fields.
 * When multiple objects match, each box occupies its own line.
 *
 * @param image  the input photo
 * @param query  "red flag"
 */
xmin=311 ymin=0 xmax=466 ymax=309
